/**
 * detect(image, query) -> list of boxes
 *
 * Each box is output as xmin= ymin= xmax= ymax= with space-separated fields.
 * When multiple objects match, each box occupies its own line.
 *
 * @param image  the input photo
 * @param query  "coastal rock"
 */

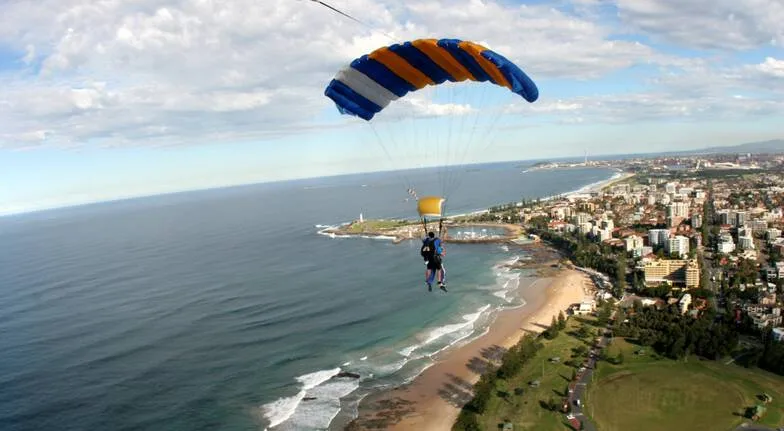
xmin=334 ymin=371 xmax=360 ymax=379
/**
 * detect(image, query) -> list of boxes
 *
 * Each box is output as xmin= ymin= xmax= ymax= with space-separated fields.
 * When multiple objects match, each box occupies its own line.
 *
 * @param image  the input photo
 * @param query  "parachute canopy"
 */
xmin=325 ymin=38 xmax=539 ymax=121
xmin=417 ymin=196 xmax=445 ymax=218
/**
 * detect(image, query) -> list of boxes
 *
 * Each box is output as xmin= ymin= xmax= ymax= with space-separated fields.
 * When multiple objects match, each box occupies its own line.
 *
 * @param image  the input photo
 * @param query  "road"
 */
xmin=564 ymin=321 xmax=613 ymax=431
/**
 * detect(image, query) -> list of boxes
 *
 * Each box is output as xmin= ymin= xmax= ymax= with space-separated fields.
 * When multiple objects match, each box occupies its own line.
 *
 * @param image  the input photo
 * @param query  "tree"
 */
xmin=454 ymin=411 xmax=481 ymax=431
xmin=768 ymin=244 xmax=782 ymax=267
xmin=545 ymin=316 xmax=559 ymax=340
xmin=615 ymin=252 xmax=627 ymax=297
xmin=558 ymin=311 xmax=567 ymax=330
xmin=698 ymin=252 xmax=710 ymax=291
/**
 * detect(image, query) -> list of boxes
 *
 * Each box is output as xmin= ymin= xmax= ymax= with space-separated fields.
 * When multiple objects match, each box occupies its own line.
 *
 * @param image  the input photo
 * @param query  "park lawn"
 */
xmin=475 ymin=316 xmax=600 ymax=431
xmin=585 ymin=337 xmax=784 ymax=431
xmin=345 ymin=219 xmax=411 ymax=233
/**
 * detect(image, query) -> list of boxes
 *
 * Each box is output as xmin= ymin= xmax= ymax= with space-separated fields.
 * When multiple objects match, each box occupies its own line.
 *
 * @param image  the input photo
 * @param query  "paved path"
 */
xmin=564 ymin=322 xmax=612 ymax=431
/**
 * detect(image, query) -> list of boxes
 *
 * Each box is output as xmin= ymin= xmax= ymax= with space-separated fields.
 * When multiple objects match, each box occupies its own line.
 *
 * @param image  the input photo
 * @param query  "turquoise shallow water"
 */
xmin=0 ymin=163 xmax=614 ymax=431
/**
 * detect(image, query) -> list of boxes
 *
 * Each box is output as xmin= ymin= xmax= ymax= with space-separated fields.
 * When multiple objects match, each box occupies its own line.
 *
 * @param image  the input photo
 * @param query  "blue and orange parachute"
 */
xmin=324 ymin=38 xmax=539 ymax=121
xmin=323 ymin=38 xmax=540 ymax=233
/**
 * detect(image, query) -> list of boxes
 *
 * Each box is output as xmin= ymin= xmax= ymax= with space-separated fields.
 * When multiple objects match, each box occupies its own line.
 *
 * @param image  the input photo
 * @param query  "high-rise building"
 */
xmin=666 ymin=235 xmax=690 ymax=258
xmin=717 ymin=209 xmax=733 ymax=226
xmin=648 ymin=229 xmax=670 ymax=247
xmin=642 ymin=259 xmax=700 ymax=288
xmin=625 ymin=235 xmax=644 ymax=252
xmin=739 ymin=235 xmax=755 ymax=250
xmin=575 ymin=213 xmax=591 ymax=225
xmin=735 ymin=211 xmax=748 ymax=228
xmin=667 ymin=202 xmax=689 ymax=218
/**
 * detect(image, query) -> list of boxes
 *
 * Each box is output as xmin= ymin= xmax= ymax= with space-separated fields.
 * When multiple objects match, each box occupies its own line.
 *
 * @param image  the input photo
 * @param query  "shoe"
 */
xmin=439 ymin=282 xmax=448 ymax=292
xmin=427 ymin=282 xmax=432 ymax=292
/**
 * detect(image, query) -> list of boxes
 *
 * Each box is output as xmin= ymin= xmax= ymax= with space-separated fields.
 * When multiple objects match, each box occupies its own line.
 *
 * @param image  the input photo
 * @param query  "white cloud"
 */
xmin=406 ymin=1 xmax=658 ymax=78
xmin=518 ymin=91 xmax=784 ymax=124
xmin=611 ymin=0 xmax=784 ymax=50
xmin=755 ymin=57 xmax=784 ymax=78
xmin=530 ymin=101 xmax=584 ymax=113
xmin=0 ymin=0 xmax=781 ymax=150
xmin=0 ymin=0 xmax=675 ymax=149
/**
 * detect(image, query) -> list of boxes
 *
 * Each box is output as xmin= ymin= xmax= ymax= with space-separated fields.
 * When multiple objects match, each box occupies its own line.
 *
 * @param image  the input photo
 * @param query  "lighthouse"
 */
xmin=359 ymin=212 xmax=364 ymax=223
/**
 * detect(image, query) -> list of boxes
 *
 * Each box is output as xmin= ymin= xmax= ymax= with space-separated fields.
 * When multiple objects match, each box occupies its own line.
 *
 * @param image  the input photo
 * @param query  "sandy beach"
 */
xmin=594 ymin=172 xmax=635 ymax=193
xmin=345 ymin=268 xmax=593 ymax=430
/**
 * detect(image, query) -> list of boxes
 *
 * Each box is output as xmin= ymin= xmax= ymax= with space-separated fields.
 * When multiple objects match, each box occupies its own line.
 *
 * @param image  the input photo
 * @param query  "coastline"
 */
xmin=344 ymin=268 xmax=593 ymax=430
xmin=593 ymin=171 xmax=635 ymax=193
xmin=319 ymin=222 xmax=524 ymax=244
xmin=318 ymin=169 xmax=633 ymax=244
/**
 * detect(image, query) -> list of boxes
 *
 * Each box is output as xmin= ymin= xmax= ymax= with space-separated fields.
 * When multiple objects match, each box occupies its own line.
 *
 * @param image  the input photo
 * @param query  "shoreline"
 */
xmin=319 ymin=222 xmax=524 ymax=244
xmin=344 ymin=268 xmax=593 ymax=430
xmin=318 ymin=170 xmax=633 ymax=244
xmin=594 ymin=171 xmax=635 ymax=193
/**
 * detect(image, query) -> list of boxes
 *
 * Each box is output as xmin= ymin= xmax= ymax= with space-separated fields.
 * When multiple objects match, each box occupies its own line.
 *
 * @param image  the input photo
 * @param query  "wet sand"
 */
xmin=346 ymin=269 xmax=592 ymax=430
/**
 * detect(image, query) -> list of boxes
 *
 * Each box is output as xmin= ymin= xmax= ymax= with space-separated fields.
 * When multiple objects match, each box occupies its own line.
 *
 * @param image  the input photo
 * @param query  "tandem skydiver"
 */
xmin=421 ymin=231 xmax=447 ymax=292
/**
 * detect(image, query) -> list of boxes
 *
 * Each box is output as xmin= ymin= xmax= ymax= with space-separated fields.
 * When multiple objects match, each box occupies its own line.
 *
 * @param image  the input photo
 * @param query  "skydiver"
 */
xmin=420 ymin=231 xmax=447 ymax=292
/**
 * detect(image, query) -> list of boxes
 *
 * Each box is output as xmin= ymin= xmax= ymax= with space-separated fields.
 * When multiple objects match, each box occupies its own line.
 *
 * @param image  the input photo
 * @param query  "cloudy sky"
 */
xmin=1 ymin=0 xmax=783 ymax=214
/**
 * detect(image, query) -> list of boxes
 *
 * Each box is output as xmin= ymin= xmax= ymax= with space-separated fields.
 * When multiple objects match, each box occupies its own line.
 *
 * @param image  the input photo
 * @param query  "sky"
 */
xmin=1 ymin=0 xmax=783 ymax=215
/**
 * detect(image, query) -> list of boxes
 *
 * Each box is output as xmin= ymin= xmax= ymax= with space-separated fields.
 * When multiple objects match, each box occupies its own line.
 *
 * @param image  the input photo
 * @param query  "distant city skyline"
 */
xmin=1 ymin=0 xmax=783 ymax=215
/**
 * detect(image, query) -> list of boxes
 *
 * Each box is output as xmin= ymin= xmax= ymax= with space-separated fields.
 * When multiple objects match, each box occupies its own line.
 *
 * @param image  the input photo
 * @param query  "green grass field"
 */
xmin=344 ymin=219 xmax=412 ymax=233
xmin=585 ymin=337 xmax=784 ymax=431
xmin=474 ymin=317 xmax=602 ymax=431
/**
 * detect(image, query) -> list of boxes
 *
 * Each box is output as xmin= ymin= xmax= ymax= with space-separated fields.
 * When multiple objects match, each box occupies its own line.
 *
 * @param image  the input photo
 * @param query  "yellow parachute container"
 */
xmin=417 ymin=196 xmax=445 ymax=218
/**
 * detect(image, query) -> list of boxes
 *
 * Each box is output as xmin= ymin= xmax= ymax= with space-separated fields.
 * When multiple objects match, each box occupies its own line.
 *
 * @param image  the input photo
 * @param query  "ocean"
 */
xmin=0 ymin=163 xmax=614 ymax=431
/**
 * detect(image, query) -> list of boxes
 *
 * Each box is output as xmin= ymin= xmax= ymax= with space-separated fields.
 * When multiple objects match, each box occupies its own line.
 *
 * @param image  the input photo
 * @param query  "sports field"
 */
xmin=585 ymin=338 xmax=784 ymax=431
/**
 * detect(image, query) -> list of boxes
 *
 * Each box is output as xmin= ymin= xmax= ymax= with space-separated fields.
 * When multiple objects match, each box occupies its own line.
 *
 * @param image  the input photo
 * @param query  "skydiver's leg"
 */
xmin=436 ymin=259 xmax=446 ymax=291
xmin=440 ymin=263 xmax=447 ymax=284
xmin=427 ymin=260 xmax=438 ymax=286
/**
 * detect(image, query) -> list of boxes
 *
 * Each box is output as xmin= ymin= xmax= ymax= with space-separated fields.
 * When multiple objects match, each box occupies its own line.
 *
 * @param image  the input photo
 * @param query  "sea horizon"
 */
xmin=1 ymin=156 xmax=623 ymax=219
